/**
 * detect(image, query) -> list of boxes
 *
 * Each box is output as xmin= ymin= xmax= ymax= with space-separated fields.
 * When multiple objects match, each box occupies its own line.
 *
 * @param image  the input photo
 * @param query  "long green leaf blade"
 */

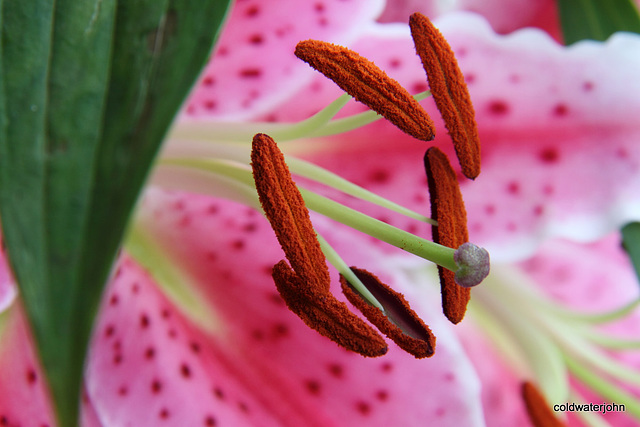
xmin=558 ymin=0 xmax=640 ymax=44
xmin=0 ymin=0 xmax=231 ymax=425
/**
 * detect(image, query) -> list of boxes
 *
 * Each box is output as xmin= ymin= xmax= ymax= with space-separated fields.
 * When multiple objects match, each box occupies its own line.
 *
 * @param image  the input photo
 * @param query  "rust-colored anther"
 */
xmin=521 ymin=382 xmax=566 ymax=427
xmin=424 ymin=147 xmax=470 ymax=324
xmin=340 ymin=267 xmax=436 ymax=358
xmin=274 ymin=261 xmax=388 ymax=357
xmin=252 ymin=133 xmax=388 ymax=357
xmin=251 ymin=133 xmax=331 ymax=292
xmin=410 ymin=12 xmax=481 ymax=180
xmin=295 ymin=39 xmax=436 ymax=142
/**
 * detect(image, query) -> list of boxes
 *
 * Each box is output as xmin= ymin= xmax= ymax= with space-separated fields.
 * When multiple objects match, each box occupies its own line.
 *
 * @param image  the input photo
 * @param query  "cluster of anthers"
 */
xmin=251 ymin=12 xmax=487 ymax=359
xmin=162 ymin=13 xmax=569 ymax=426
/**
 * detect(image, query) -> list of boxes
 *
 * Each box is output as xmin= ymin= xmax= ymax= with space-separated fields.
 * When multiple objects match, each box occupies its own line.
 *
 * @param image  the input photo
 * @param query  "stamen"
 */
xmin=340 ymin=267 xmax=436 ymax=358
xmin=410 ymin=12 xmax=481 ymax=180
xmin=424 ymin=147 xmax=470 ymax=324
xmin=251 ymin=133 xmax=387 ymax=357
xmin=521 ymin=382 xmax=566 ymax=427
xmin=295 ymin=39 xmax=436 ymax=141
xmin=251 ymin=133 xmax=330 ymax=291
xmin=272 ymin=261 xmax=388 ymax=357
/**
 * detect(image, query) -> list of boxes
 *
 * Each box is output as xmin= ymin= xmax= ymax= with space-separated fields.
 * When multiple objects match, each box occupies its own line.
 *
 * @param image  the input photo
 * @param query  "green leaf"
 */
xmin=558 ymin=0 xmax=640 ymax=44
xmin=0 ymin=0 xmax=231 ymax=425
xmin=622 ymin=223 xmax=640 ymax=285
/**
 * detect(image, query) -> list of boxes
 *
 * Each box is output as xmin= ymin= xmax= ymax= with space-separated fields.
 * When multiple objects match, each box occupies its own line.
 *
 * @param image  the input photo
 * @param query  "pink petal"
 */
xmin=84 ymin=189 xmax=486 ymax=426
xmin=269 ymin=14 xmax=640 ymax=261
xmin=182 ymin=0 xmax=384 ymax=120
xmin=0 ymin=305 xmax=56 ymax=427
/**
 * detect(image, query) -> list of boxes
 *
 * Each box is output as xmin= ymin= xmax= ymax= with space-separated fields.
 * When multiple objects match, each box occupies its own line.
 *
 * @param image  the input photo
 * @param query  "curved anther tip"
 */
xmin=453 ymin=242 xmax=490 ymax=288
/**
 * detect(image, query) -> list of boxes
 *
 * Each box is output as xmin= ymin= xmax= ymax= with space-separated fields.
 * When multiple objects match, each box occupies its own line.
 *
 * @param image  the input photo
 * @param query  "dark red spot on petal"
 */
xmin=104 ymin=324 xmax=116 ymax=338
xmin=488 ymin=100 xmax=509 ymax=116
xmin=118 ymin=386 xmax=128 ymax=396
xmin=248 ymin=34 xmax=264 ymax=45
xmin=375 ymin=390 xmax=389 ymax=401
xmin=369 ymin=169 xmax=390 ymax=184
xmin=245 ymin=5 xmax=260 ymax=17
xmin=113 ymin=354 xmax=123 ymax=365
xmin=213 ymin=387 xmax=225 ymax=400
xmin=553 ymin=103 xmax=568 ymax=117
xmin=507 ymin=181 xmax=520 ymax=195
xmin=238 ymin=402 xmax=250 ymax=413
xmin=583 ymin=81 xmax=594 ymax=92
xmin=140 ymin=313 xmax=150 ymax=328
xmin=533 ymin=205 xmax=544 ymax=216
xmin=232 ymin=239 xmax=245 ymax=250
xmin=109 ymin=294 xmax=119 ymax=306
xmin=145 ymin=347 xmax=155 ymax=360
xmin=190 ymin=341 xmax=201 ymax=354
xmin=151 ymin=379 xmax=163 ymax=394
xmin=202 ymin=76 xmax=215 ymax=86
xmin=180 ymin=363 xmax=192 ymax=378
xmin=314 ymin=2 xmax=325 ymax=12
xmin=389 ymin=58 xmax=401 ymax=68
xmin=328 ymin=363 xmax=343 ymax=378
xmin=159 ymin=408 xmax=170 ymax=419
xmin=464 ymin=73 xmax=475 ymax=84
xmin=412 ymin=82 xmax=428 ymax=93
xmin=204 ymin=416 xmax=217 ymax=426
xmin=381 ymin=362 xmax=393 ymax=373
xmin=539 ymin=147 xmax=559 ymax=163
xmin=356 ymin=400 xmax=371 ymax=415
xmin=305 ymin=379 xmax=322 ymax=395
xmin=485 ymin=204 xmax=495 ymax=215
xmin=239 ymin=68 xmax=262 ymax=78
xmin=131 ymin=283 xmax=140 ymax=294
xmin=204 ymin=100 xmax=217 ymax=111
xmin=27 ymin=369 xmax=37 ymax=385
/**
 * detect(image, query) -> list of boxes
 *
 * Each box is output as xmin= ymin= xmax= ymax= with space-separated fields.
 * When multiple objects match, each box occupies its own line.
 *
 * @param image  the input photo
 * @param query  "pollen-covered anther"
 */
xmin=340 ymin=267 xmax=436 ymax=358
xmin=424 ymin=146 xmax=473 ymax=324
xmin=521 ymin=382 xmax=566 ymax=427
xmin=295 ymin=39 xmax=436 ymax=141
xmin=454 ymin=242 xmax=490 ymax=288
xmin=410 ymin=12 xmax=481 ymax=179
xmin=251 ymin=133 xmax=387 ymax=357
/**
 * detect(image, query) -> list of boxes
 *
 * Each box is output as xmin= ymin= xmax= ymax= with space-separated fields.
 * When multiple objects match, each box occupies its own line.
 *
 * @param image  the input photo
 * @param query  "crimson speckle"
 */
xmin=305 ymin=379 xmax=322 ymax=395
xmin=204 ymin=416 xmax=217 ymax=426
xmin=113 ymin=354 xmax=123 ymax=365
xmin=131 ymin=283 xmax=140 ymax=294
xmin=356 ymin=401 xmax=371 ymax=415
xmin=204 ymin=100 xmax=217 ymax=110
xmin=159 ymin=408 xmax=170 ymax=419
xmin=583 ymin=81 xmax=594 ymax=91
xmin=273 ymin=323 xmax=289 ymax=338
xmin=389 ymin=58 xmax=401 ymax=68
xmin=412 ymin=82 xmax=428 ymax=93
xmin=539 ymin=147 xmax=559 ymax=163
xmin=553 ymin=103 xmax=569 ymax=117
xmin=118 ymin=386 xmax=128 ymax=396
xmin=314 ymin=2 xmax=325 ymax=12
xmin=245 ymin=5 xmax=260 ymax=17
xmin=542 ymin=184 xmax=554 ymax=196
xmin=190 ymin=342 xmax=201 ymax=354
xmin=435 ymin=407 xmax=446 ymax=417
xmin=239 ymin=68 xmax=262 ymax=78
xmin=213 ymin=387 xmax=225 ymax=400
xmin=161 ymin=308 xmax=171 ymax=319
xmin=248 ymin=34 xmax=264 ymax=45
xmin=369 ymin=169 xmax=390 ymax=184
xmin=104 ymin=324 xmax=116 ymax=338
xmin=151 ymin=379 xmax=163 ymax=394
xmin=375 ymin=390 xmax=389 ymax=401
xmin=109 ymin=294 xmax=119 ymax=306
xmin=238 ymin=402 xmax=250 ymax=413
xmin=507 ymin=181 xmax=520 ymax=195
xmin=465 ymin=73 xmax=475 ymax=84
xmin=180 ymin=363 xmax=192 ymax=378
xmin=444 ymin=372 xmax=455 ymax=382
xmin=27 ymin=369 xmax=37 ymax=385
xmin=145 ymin=347 xmax=155 ymax=360
xmin=381 ymin=362 xmax=393 ymax=373
xmin=488 ymin=100 xmax=509 ymax=115
xmin=140 ymin=314 xmax=150 ymax=328
xmin=251 ymin=330 xmax=264 ymax=341
xmin=328 ymin=363 xmax=344 ymax=378
xmin=533 ymin=205 xmax=544 ymax=216
xmin=485 ymin=204 xmax=496 ymax=215
xmin=232 ymin=239 xmax=245 ymax=250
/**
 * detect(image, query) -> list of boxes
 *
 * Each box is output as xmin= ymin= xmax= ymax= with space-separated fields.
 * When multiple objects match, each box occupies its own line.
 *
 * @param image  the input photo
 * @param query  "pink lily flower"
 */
xmin=2 ymin=1 xmax=640 ymax=426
